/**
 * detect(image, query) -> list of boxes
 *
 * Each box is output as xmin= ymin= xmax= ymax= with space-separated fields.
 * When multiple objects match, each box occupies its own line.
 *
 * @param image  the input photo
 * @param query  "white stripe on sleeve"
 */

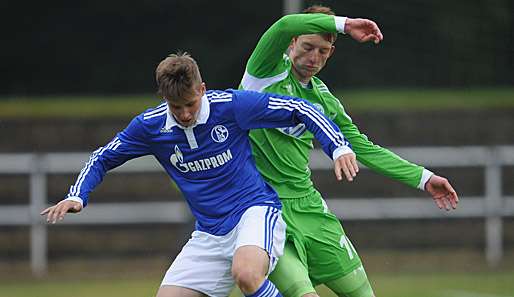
xmin=71 ymin=138 xmax=121 ymax=198
xmin=268 ymin=97 xmax=347 ymax=147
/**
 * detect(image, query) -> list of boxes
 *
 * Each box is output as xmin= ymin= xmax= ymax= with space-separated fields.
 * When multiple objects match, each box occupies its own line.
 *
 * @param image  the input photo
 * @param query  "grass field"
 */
xmin=1 ymin=271 xmax=513 ymax=297
xmin=1 ymin=88 xmax=513 ymax=118
xmin=2 ymin=250 xmax=513 ymax=297
xmin=2 ymin=251 xmax=514 ymax=297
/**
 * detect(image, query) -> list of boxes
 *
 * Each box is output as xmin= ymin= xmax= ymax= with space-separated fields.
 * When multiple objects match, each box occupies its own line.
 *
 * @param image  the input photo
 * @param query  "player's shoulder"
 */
xmin=132 ymin=101 xmax=169 ymax=131
xmin=311 ymin=77 xmax=333 ymax=95
xmin=281 ymin=54 xmax=293 ymax=72
xmin=205 ymin=90 xmax=237 ymax=121
xmin=219 ymin=89 xmax=272 ymax=104
xmin=311 ymin=77 xmax=347 ymax=111
xmin=206 ymin=89 xmax=235 ymax=104
xmin=312 ymin=77 xmax=341 ymax=101
xmin=283 ymin=54 xmax=291 ymax=64
xmin=139 ymin=101 xmax=167 ymax=120
xmin=206 ymin=89 xmax=263 ymax=116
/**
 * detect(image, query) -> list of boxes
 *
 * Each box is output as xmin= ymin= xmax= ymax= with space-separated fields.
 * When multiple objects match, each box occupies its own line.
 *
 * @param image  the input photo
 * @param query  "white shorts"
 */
xmin=161 ymin=205 xmax=286 ymax=297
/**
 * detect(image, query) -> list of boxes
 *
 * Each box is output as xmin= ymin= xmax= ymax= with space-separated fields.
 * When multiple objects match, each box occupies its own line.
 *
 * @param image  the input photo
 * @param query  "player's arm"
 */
xmin=232 ymin=90 xmax=358 ymax=182
xmin=330 ymin=97 xmax=458 ymax=209
xmin=40 ymin=117 xmax=152 ymax=223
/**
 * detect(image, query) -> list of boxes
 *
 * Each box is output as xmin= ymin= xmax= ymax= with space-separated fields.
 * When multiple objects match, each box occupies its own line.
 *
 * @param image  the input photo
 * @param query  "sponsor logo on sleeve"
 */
xmin=277 ymin=103 xmax=327 ymax=138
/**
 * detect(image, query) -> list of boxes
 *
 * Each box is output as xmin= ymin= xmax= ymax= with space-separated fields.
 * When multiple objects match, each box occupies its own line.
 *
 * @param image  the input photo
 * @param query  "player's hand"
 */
xmin=344 ymin=18 xmax=384 ymax=44
xmin=334 ymin=152 xmax=359 ymax=182
xmin=40 ymin=200 xmax=83 ymax=224
xmin=425 ymin=175 xmax=459 ymax=211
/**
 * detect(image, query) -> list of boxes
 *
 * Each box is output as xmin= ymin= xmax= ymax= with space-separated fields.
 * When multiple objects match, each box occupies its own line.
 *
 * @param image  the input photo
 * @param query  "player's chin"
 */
xmin=179 ymin=120 xmax=194 ymax=127
xmin=304 ymin=67 xmax=319 ymax=77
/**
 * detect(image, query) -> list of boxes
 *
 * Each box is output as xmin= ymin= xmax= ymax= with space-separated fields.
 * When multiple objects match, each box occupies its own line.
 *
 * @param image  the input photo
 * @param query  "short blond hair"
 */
xmin=155 ymin=52 xmax=202 ymax=103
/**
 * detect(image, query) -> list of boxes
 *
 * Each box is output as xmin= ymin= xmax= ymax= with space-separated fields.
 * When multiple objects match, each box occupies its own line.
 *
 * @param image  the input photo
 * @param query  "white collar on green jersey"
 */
xmin=298 ymin=80 xmax=313 ymax=89
xmin=164 ymin=94 xmax=210 ymax=130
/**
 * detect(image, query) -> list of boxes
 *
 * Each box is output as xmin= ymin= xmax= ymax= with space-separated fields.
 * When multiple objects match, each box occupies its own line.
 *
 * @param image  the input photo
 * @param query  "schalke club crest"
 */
xmin=211 ymin=125 xmax=229 ymax=143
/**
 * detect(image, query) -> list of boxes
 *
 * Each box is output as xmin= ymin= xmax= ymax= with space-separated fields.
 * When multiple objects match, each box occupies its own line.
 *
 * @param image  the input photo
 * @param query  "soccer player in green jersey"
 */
xmin=239 ymin=5 xmax=459 ymax=297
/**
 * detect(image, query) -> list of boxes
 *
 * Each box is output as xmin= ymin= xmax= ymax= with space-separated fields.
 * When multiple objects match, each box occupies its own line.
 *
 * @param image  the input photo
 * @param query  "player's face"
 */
xmin=289 ymin=34 xmax=334 ymax=83
xmin=168 ymin=83 xmax=206 ymax=127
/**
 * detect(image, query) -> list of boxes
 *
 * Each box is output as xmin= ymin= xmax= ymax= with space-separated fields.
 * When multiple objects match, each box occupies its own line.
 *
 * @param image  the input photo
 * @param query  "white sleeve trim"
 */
xmin=64 ymin=196 xmax=84 ymax=208
xmin=418 ymin=169 xmax=434 ymax=190
xmin=334 ymin=16 xmax=347 ymax=34
xmin=332 ymin=146 xmax=354 ymax=161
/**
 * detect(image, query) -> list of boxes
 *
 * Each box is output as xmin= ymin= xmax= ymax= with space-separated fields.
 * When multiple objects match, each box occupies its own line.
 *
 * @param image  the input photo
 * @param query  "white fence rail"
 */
xmin=1 ymin=146 xmax=513 ymax=276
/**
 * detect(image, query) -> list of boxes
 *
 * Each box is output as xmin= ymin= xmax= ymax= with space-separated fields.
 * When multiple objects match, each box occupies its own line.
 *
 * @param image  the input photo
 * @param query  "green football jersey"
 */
xmin=240 ymin=13 xmax=427 ymax=198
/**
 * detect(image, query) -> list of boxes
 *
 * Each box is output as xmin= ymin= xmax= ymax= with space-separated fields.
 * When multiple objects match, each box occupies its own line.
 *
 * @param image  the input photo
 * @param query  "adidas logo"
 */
xmin=160 ymin=127 xmax=173 ymax=133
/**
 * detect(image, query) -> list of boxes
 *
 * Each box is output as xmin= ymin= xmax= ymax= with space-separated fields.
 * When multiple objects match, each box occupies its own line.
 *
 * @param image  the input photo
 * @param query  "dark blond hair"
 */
xmin=155 ymin=52 xmax=202 ymax=103
xmin=302 ymin=5 xmax=337 ymax=43
xmin=302 ymin=5 xmax=335 ymax=15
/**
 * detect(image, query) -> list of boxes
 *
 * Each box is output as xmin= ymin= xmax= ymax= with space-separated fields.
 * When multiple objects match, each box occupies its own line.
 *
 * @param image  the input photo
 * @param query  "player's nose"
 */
xmin=180 ymin=114 xmax=191 ymax=122
xmin=310 ymin=51 xmax=322 ymax=64
xmin=181 ymin=110 xmax=193 ymax=121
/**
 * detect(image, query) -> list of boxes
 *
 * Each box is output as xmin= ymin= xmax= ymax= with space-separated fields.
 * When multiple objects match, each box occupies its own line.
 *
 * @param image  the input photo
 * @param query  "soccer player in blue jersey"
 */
xmin=41 ymin=52 xmax=360 ymax=297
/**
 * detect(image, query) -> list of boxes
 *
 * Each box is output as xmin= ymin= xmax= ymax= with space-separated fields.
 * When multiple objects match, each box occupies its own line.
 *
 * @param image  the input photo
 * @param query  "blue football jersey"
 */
xmin=65 ymin=89 xmax=352 ymax=235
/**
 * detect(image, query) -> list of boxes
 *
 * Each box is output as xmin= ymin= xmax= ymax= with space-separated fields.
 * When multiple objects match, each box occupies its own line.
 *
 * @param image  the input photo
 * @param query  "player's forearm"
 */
xmin=332 ymin=105 xmax=427 ymax=189
xmin=354 ymin=143 xmax=427 ymax=189
xmin=65 ymin=156 xmax=108 ymax=207
xmin=271 ymin=13 xmax=341 ymax=40
xmin=63 ymin=140 xmax=128 ymax=207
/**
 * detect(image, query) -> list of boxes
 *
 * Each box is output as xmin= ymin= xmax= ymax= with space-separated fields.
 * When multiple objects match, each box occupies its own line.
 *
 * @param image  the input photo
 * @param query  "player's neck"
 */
xmin=290 ymin=66 xmax=312 ymax=85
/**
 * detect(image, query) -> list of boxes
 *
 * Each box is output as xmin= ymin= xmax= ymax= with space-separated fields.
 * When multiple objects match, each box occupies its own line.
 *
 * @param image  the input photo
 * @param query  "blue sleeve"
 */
xmin=66 ymin=116 xmax=151 ymax=207
xmin=232 ymin=90 xmax=352 ymax=159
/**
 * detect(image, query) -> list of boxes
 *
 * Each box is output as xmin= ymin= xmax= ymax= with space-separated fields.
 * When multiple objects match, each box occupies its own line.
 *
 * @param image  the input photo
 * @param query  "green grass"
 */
xmin=1 ymin=271 xmax=513 ymax=297
xmin=1 ymin=88 xmax=513 ymax=119
xmin=0 ymin=94 xmax=158 ymax=119
xmin=370 ymin=271 xmax=514 ymax=297
xmin=0 ymin=278 xmax=158 ymax=297
xmin=337 ymin=87 xmax=514 ymax=112
xmin=2 ymin=252 xmax=514 ymax=297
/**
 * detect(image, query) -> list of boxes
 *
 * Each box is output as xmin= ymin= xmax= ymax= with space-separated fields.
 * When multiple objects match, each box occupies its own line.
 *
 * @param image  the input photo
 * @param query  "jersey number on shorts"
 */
xmin=339 ymin=235 xmax=357 ymax=260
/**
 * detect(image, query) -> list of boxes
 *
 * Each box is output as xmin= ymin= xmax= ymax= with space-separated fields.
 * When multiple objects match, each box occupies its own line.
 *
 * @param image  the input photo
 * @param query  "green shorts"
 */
xmin=269 ymin=191 xmax=372 ymax=297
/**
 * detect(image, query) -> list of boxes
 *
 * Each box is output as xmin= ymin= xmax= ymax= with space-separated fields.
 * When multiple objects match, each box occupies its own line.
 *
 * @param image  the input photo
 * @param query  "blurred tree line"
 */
xmin=1 ymin=0 xmax=512 ymax=95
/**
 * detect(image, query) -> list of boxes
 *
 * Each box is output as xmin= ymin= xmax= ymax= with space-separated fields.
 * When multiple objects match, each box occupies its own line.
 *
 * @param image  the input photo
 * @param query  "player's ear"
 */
xmin=328 ymin=45 xmax=335 ymax=58
xmin=199 ymin=82 xmax=206 ymax=95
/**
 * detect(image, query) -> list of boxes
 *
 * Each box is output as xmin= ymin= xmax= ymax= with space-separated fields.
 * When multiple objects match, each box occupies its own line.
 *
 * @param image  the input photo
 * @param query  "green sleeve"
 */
xmin=329 ymin=97 xmax=424 ymax=189
xmin=246 ymin=13 xmax=339 ymax=78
